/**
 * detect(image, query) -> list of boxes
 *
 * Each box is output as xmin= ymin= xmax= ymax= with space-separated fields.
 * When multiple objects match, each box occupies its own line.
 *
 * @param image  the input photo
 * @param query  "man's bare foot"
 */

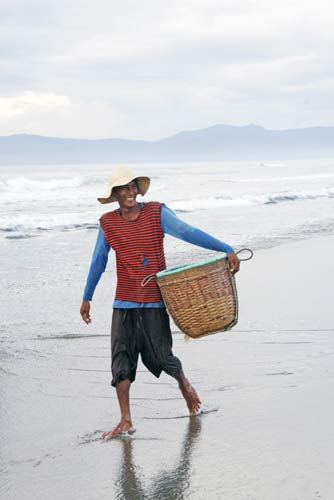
xmin=102 ymin=420 xmax=135 ymax=440
xmin=179 ymin=378 xmax=201 ymax=416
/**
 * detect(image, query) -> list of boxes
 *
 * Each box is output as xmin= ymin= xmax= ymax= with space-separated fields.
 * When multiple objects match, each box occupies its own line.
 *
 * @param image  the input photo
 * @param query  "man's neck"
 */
xmin=119 ymin=202 xmax=141 ymax=221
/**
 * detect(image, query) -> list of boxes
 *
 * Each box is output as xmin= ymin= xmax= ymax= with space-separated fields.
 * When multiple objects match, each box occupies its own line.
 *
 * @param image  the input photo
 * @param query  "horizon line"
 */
xmin=1 ymin=122 xmax=334 ymax=142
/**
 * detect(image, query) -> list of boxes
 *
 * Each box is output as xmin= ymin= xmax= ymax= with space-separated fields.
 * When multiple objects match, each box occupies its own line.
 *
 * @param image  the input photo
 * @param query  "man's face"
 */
xmin=113 ymin=180 xmax=139 ymax=208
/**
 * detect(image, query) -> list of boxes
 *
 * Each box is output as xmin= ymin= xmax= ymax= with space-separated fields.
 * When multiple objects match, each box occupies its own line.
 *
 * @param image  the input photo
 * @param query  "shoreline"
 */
xmin=1 ymin=233 xmax=334 ymax=500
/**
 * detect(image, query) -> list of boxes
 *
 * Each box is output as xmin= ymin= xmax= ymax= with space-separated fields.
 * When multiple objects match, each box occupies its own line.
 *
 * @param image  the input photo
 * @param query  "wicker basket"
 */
xmin=145 ymin=255 xmax=238 ymax=339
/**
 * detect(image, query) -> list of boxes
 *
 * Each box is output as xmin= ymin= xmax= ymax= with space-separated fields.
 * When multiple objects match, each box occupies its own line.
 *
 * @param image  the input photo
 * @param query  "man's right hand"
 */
xmin=80 ymin=300 xmax=91 ymax=324
xmin=227 ymin=252 xmax=240 ymax=275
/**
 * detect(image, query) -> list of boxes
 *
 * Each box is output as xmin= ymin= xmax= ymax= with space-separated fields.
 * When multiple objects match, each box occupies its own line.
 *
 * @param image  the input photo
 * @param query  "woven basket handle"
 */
xmin=141 ymin=274 xmax=156 ymax=287
xmin=235 ymin=248 xmax=253 ymax=261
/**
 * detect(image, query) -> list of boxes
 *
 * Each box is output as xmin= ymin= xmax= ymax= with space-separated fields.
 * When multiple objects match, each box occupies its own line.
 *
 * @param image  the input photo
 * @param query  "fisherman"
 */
xmin=80 ymin=166 xmax=240 ymax=439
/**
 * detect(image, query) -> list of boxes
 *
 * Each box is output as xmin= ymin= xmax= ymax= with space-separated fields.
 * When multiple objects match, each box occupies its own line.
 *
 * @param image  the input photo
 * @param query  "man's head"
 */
xmin=112 ymin=180 xmax=139 ymax=209
xmin=98 ymin=166 xmax=150 ymax=204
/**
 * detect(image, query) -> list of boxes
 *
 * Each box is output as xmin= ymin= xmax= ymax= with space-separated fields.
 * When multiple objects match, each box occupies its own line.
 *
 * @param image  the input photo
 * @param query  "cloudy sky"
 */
xmin=1 ymin=0 xmax=333 ymax=140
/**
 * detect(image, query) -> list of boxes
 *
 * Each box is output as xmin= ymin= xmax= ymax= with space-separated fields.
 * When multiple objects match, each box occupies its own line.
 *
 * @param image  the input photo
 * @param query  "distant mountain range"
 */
xmin=1 ymin=124 xmax=334 ymax=164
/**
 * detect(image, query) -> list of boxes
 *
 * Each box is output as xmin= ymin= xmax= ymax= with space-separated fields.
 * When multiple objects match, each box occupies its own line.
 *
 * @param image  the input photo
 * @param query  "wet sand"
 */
xmin=1 ymin=235 xmax=334 ymax=500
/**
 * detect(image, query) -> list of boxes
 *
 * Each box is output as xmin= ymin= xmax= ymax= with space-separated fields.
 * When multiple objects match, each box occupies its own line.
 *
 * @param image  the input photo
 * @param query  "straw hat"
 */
xmin=97 ymin=166 xmax=150 ymax=204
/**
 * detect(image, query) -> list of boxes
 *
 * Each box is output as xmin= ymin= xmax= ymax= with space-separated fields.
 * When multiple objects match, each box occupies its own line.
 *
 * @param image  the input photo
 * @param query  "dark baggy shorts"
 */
xmin=110 ymin=308 xmax=183 ymax=387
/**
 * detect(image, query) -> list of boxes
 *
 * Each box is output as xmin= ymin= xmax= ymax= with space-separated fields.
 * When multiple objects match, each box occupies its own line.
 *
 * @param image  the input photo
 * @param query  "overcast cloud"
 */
xmin=0 ymin=0 xmax=333 ymax=139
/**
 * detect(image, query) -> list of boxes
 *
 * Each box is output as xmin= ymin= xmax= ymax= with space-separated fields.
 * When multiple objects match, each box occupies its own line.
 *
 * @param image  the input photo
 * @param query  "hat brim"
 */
xmin=98 ymin=176 xmax=150 ymax=204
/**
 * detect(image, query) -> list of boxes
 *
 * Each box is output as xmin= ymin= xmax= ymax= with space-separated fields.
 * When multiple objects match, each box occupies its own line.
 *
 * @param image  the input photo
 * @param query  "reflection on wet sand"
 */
xmin=115 ymin=417 xmax=202 ymax=500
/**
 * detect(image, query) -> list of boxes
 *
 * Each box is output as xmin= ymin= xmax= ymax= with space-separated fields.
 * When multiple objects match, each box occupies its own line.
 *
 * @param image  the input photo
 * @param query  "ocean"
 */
xmin=1 ymin=159 xmax=334 ymax=248
xmin=1 ymin=158 xmax=334 ymax=500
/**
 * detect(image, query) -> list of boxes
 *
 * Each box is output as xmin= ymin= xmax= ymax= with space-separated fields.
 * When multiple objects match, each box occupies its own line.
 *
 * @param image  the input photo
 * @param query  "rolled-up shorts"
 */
xmin=111 ymin=308 xmax=183 ymax=387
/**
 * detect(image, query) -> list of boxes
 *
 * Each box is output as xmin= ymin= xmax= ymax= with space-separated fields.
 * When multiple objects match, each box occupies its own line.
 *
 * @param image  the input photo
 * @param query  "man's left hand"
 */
xmin=227 ymin=252 xmax=240 ymax=274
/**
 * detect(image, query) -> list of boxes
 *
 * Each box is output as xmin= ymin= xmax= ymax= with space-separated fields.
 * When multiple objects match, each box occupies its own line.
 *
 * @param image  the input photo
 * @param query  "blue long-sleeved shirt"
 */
xmin=83 ymin=204 xmax=234 ymax=306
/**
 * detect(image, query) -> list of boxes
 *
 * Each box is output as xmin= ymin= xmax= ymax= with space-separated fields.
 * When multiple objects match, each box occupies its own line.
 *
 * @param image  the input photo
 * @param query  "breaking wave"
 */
xmin=1 ymin=165 xmax=334 ymax=240
xmin=171 ymin=188 xmax=334 ymax=212
xmin=0 ymin=174 xmax=104 ymax=203
xmin=1 ymin=187 xmax=334 ymax=237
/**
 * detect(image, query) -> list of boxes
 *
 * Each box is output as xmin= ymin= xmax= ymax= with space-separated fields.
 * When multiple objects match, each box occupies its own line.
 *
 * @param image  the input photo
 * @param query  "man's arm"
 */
xmin=161 ymin=205 xmax=240 ymax=273
xmin=80 ymin=226 xmax=110 ymax=324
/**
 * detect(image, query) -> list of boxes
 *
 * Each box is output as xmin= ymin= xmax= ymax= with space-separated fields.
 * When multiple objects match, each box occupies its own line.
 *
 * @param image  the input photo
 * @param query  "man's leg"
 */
xmin=178 ymin=376 xmax=201 ymax=415
xmin=140 ymin=308 xmax=202 ymax=415
xmin=164 ymin=367 xmax=201 ymax=416
xmin=102 ymin=379 xmax=135 ymax=439
xmin=103 ymin=310 xmax=138 ymax=439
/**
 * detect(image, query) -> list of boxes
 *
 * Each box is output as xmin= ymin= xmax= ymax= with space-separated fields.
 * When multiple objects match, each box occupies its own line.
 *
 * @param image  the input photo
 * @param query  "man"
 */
xmin=80 ymin=166 xmax=240 ymax=439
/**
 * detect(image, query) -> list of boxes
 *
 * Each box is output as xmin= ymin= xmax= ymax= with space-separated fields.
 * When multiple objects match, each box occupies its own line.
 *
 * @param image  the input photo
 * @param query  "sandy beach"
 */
xmin=1 ymin=233 xmax=334 ymax=500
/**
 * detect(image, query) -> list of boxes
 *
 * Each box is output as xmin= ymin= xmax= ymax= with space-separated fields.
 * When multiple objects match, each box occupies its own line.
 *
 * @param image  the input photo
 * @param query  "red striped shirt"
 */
xmin=100 ymin=202 xmax=166 ymax=302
